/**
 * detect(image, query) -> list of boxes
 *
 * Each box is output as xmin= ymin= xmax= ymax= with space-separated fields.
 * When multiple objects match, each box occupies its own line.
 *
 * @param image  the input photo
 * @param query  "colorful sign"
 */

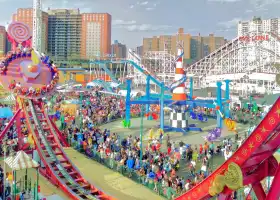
xmin=239 ymin=35 xmax=269 ymax=42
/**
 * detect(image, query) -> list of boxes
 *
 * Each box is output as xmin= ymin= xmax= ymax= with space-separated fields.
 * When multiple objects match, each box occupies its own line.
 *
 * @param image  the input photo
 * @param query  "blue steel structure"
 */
xmin=97 ymin=63 xmax=120 ymax=84
xmin=124 ymin=78 xmax=231 ymax=135
xmin=90 ymin=58 xmax=231 ymax=134
xmin=90 ymin=59 xmax=188 ymax=92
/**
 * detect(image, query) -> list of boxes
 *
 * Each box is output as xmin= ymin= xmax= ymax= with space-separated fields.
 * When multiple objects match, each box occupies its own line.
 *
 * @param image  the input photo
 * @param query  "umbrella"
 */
xmin=0 ymin=107 xmax=13 ymax=118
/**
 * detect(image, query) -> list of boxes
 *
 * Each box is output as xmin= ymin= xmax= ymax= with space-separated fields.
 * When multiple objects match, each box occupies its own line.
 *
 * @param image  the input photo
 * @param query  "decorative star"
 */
xmin=275 ymin=106 xmax=280 ymax=118
xmin=260 ymin=126 xmax=267 ymax=133
xmin=242 ymin=148 xmax=248 ymax=156
xmin=234 ymin=156 xmax=240 ymax=161
xmin=198 ymin=187 xmax=201 ymax=192
xmin=248 ymin=142 xmax=254 ymax=149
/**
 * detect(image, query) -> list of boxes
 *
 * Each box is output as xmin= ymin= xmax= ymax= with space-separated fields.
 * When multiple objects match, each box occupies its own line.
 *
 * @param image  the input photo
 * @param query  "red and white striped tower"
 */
xmin=172 ymin=48 xmax=186 ymax=101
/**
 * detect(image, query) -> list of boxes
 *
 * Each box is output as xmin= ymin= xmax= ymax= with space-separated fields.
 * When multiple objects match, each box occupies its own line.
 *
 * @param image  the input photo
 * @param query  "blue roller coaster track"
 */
xmin=89 ymin=49 xmax=187 ymax=94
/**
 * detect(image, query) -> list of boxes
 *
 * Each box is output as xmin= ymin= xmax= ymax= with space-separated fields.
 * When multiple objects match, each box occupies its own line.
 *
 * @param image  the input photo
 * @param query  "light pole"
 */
xmin=2 ymin=136 xmax=7 ymax=200
xmin=139 ymin=104 xmax=144 ymax=166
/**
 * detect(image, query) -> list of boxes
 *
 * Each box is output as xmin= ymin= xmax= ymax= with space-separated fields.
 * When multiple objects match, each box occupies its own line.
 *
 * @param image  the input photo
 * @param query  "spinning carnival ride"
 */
xmin=0 ymin=21 xmax=114 ymax=200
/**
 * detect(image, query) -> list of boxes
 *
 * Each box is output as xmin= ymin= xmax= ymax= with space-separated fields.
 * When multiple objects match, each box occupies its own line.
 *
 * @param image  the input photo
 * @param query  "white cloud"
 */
xmin=137 ymin=1 xmax=149 ymax=5
xmin=245 ymin=9 xmax=253 ymax=13
xmin=249 ymin=0 xmax=280 ymax=10
xmin=112 ymin=19 xmax=136 ymax=25
xmin=130 ymin=5 xmax=134 ymax=8
xmin=146 ymin=7 xmax=154 ymax=11
xmin=114 ymin=22 xmax=171 ymax=32
xmin=126 ymin=24 xmax=171 ymax=32
xmin=218 ymin=17 xmax=241 ymax=29
xmin=208 ymin=0 xmax=241 ymax=2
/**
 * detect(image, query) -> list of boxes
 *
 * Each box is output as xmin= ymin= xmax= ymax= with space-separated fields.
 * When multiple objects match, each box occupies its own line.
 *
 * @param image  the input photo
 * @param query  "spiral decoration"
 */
xmin=7 ymin=22 xmax=31 ymax=43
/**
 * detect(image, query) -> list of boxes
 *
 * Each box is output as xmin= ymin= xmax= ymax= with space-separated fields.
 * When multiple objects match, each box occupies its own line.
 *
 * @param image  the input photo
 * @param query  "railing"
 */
xmin=69 ymin=142 xmax=172 ymax=200
xmin=70 ymin=141 xmax=264 ymax=200
xmin=68 ymin=125 xmax=260 ymax=200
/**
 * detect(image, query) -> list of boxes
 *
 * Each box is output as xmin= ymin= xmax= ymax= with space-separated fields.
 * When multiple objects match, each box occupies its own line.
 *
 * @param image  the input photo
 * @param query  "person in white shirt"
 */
xmin=191 ymin=160 xmax=196 ymax=168
xmin=237 ymin=138 xmax=243 ymax=148
xmin=201 ymin=164 xmax=207 ymax=172
xmin=15 ymin=82 xmax=21 ymax=88
xmin=224 ymin=149 xmax=232 ymax=160
xmin=185 ymin=181 xmax=190 ymax=191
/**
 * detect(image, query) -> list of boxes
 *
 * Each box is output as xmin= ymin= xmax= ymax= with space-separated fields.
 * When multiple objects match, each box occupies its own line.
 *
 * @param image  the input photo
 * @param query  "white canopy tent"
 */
xmin=5 ymin=151 xmax=39 ymax=171
xmin=4 ymin=150 xmax=40 ymax=199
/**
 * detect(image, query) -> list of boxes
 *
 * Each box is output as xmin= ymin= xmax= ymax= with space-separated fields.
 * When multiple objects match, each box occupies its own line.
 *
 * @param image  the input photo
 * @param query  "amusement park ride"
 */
xmin=85 ymin=42 xmax=280 ymax=200
xmin=0 ymin=0 xmax=114 ymax=199
xmin=123 ymin=47 xmax=231 ymax=135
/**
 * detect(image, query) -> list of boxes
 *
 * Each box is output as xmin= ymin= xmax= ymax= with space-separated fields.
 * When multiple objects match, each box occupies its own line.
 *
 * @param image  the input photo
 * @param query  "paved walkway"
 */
xmin=101 ymin=117 xmax=250 ymax=148
xmin=100 ymin=117 xmax=251 ymax=178
xmin=64 ymin=148 xmax=164 ymax=200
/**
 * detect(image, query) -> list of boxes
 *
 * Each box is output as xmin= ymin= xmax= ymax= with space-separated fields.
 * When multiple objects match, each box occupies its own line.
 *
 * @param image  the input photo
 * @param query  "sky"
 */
xmin=0 ymin=0 xmax=280 ymax=48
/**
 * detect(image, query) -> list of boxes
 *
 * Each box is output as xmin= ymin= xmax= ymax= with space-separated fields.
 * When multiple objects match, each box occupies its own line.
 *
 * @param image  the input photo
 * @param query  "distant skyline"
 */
xmin=0 ymin=0 xmax=279 ymax=48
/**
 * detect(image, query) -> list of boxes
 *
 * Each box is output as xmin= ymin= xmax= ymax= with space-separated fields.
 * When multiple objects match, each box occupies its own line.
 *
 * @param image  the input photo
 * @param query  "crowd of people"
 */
xmin=0 ymin=88 xmax=260 ymax=199
xmin=51 ymin=88 xmax=247 ymax=199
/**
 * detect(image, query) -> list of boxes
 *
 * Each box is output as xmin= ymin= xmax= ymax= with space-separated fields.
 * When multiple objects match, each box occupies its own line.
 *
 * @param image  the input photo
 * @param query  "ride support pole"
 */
xmin=125 ymin=79 xmax=132 ymax=125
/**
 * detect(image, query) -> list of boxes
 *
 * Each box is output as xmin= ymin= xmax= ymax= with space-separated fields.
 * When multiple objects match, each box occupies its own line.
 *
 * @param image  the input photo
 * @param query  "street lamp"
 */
xmin=2 ymin=136 xmax=7 ymax=200
xmin=139 ymin=104 xmax=144 ymax=166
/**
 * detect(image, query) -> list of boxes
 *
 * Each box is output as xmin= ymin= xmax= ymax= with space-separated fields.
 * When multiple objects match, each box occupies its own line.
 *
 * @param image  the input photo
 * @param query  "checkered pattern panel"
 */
xmin=169 ymin=111 xmax=188 ymax=128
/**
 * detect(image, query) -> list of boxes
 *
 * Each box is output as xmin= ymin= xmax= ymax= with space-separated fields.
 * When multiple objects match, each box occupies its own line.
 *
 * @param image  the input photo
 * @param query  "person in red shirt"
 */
xmin=168 ymin=146 xmax=172 ymax=155
xmin=199 ymin=144 xmax=203 ymax=160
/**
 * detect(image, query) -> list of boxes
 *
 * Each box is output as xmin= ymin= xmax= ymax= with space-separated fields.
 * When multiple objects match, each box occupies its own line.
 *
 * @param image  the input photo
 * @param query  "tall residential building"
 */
xmin=0 ymin=26 xmax=6 ymax=56
xmin=238 ymin=17 xmax=280 ymax=36
xmin=143 ymin=28 xmax=226 ymax=63
xmin=143 ymin=36 xmax=160 ymax=52
xmin=136 ymin=45 xmax=143 ymax=56
xmin=111 ymin=40 xmax=126 ymax=58
xmin=191 ymin=33 xmax=226 ymax=62
xmin=81 ymin=13 xmax=111 ymax=59
xmin=47 ymin=9 xmax=81 ymax=63
xmin=12 ymin=8 xmax=48 ymax=53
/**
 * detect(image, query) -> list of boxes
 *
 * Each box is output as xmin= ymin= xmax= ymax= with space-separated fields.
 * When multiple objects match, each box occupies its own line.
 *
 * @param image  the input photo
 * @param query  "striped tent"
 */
xmin=5 ymin=151 xmax=39 ymax=171
xmin=0 ymin=94 xmax=15 ymax=102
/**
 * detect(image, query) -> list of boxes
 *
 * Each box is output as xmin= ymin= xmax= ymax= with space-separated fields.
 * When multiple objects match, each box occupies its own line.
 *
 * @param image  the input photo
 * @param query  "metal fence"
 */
xmin=70 ymin=141 xmax=176 ymax=199
xmin=70 ymin=140 xmax=260 ymax=200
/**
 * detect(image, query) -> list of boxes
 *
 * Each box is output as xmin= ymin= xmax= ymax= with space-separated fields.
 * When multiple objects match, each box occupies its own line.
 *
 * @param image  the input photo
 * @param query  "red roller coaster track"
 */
xmin=0 ymin=98 xmax=115 ymax=200
xmin=176 ymin=97 xmax=280 ymax=200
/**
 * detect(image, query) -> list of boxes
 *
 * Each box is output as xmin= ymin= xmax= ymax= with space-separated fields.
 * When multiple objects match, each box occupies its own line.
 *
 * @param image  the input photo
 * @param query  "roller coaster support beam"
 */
xmin=125 ymin=79 xmax=132 ymax=126
xmin=217 ymin=194 xmax=231 ymax=200
xmin=252 ymin=182 xmax=266 ymax=200
xmin=266 ymin=164 xmax=280 ymax=200
xmin=224 ymin=80 xmax=231 ymax=118
xmin=146 ymin=75 xmax=152 ymax=120
xmin=160 ymin=82 xmax=165 ymax=130
xmin=16 ymin=98 xmax=24 ymax=150
xmin=216 ymin=81 xmax=223 ymax=128
xmin=189 ymin=76 xmax=193 ymax=100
